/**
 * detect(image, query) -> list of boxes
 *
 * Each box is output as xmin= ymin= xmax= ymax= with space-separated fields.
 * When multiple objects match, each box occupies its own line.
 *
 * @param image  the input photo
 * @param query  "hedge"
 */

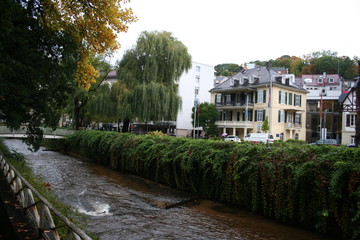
xmin=63 ymin=130 xmax=360 ymax=239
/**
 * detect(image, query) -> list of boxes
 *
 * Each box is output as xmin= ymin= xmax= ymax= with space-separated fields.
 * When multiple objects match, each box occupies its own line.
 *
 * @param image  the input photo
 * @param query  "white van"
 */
xmin=244 ymin=133 xmax=274 ymax=143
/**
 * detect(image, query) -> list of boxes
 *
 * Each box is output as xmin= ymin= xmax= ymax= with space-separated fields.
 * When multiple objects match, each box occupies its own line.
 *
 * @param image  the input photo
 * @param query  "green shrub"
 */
xmin=63 ymin=131 xmax=360 ymax=239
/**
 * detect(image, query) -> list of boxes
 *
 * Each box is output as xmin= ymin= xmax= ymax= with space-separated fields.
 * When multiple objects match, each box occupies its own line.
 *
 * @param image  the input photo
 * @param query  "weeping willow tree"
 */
xmin=86 ymin=83 xmax=115 ymax=123
xmin=85 ymin=80 xmax=131 ymax=130
xmin=118 ymin=31 xmax=192 ymax=124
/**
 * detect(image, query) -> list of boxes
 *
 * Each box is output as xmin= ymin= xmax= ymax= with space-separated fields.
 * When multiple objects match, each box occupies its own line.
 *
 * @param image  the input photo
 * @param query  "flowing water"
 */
xmin=4 ymin=139 xmax=334 ymax=240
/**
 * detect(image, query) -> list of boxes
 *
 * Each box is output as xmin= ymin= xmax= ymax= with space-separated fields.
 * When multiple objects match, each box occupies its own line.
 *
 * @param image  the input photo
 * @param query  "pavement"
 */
xmin=0 ymin=170 xmax=38 ymax=240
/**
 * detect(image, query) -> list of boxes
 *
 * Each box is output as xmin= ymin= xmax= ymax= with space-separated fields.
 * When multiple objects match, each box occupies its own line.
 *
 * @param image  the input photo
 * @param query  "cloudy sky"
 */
xmin=111 ymin=0 xmax=360 ymax=67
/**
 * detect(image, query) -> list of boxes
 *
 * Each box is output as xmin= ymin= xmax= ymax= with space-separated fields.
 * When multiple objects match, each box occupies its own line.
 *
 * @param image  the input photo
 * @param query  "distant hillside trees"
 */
xmin=215 ymin=63 xmax=242 ymax=76
xmin=216 ymin=50 xmax=357 ymax=79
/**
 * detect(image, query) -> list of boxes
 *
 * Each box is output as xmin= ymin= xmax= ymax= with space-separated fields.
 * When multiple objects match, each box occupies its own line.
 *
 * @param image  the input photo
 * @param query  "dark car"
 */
xmin=309 ymin=139 xmax=339 ymax=146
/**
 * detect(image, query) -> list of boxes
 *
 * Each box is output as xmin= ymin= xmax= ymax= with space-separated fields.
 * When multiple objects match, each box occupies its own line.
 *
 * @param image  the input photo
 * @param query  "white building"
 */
xmin=176 ymin=62 xmax=215 ymax=137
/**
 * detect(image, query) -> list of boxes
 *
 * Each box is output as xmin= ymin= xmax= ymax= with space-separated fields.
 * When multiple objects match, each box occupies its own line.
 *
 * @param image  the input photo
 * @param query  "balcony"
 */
xmin=285 ymin=122 xmax=302 ymax=130
xmin=216 ymin=120 xmax=254 ymax=128
xmin=215 ymin=101 xmax=254 ymax=109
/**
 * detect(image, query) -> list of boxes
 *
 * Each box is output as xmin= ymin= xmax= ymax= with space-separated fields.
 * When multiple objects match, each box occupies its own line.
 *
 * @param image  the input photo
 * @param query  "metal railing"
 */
xmin=0 ymin=152 xmax=92 ymax=240
xmin=0 ymin=126 xmax=75 ymax=139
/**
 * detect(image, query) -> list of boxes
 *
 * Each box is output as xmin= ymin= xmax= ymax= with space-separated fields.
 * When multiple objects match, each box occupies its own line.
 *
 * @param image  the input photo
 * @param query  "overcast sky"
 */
xmin=111 ymin=0 xmax=360 ymax=67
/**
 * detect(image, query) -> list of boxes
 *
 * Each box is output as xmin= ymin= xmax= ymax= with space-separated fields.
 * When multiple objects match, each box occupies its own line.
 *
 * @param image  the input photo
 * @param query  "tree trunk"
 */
xmin=72 ymin=97 xmax=81 ymax=130
xmin=122 ymin=117 xmax=130 ymax=133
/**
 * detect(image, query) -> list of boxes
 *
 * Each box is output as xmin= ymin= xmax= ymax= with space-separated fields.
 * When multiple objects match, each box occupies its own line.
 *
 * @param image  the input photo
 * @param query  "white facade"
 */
xmin=302 ymin=74 xmax=342 ymax=101
xmin=340 ymin=84 xmax=357 ymax=145
xmin=176 ymin=62 xmax=215 ymax=137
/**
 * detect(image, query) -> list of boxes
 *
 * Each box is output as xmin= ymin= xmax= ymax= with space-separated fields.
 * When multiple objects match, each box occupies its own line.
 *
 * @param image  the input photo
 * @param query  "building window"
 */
xmin=317 ymin=78 xmax=323 ymax=83
xmin=256 ymin=90 xmax=266 ymax=103
xmin=195 ymin=87 xmax=199 ymax=96
xmin=243 ymin=110 xmax=253 ymax=121
xmin=225 ymin=111 xmax=232 ymax=121
xmin=289 ymin=93 xmax=293 ymax=105
xmin=216 ymin=94 xmax=222 ymax=104
xmin=218 ymin=111 xmax=223 ymax=121
xmin=294 ymin=94 xmax=301 ymax=107
xmin=196 ymin=66 xmax=200 ymax=72
xmin=328 ymin=78 xmax=334 ymax=83
xmin=195 ymin=75 xmax=200 ymax=84
xmin=351 ymin=136 xmax=355 ymax=144
xmin=295 ymin=133 xmax=299 ymax=140
xmin=225 ymin=94 xmax=231 ymax=105
xmin=258 ymin=90 xmax=263 ymax=103
xmin=279 ymin=91 xmax=287 ymax=104
xmin=278 ymin=110 xmax=285 ymax=123
xmin=285 ymin=78 xmax=290 ymax=85
xmin=255 ymin=110 xmax=265 ymax=122
xmin=294 ymin=113 xmax=301 ymax=124
xmin=330 ymin=87 xmax=337 ymax=91
xmin=346 ymin=114 xmax=357 ymax=127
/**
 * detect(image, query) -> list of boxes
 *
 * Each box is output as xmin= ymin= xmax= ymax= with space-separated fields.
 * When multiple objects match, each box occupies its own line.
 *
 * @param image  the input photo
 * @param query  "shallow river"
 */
xmin=4 ymin=139 xmax=334 ymax=240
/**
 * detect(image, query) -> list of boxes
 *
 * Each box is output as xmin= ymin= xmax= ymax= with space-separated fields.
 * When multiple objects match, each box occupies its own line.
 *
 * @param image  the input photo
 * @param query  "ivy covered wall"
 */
xmin=63 ymin=130 xmax=360 ymax=239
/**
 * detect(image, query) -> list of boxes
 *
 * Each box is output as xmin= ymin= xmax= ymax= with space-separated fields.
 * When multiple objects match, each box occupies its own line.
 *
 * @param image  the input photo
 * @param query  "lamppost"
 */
xmin=319 ymin=72 xmax=326 ymax=140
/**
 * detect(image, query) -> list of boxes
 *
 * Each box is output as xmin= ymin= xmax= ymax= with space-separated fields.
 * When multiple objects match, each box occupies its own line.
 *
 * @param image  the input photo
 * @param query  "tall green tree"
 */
xmin=261 ymin=117 xmax=269 ymax=133
xmin=191 ymin=103 xmax=218 ymax=137
xmin=118 ymin=31 xmax=192 ymax=128
xmin=0 ymin=0 xmax=79 ymax=150
xmin=71 ymin=56 xmax=112 ymax=129
xmin=302 ymin=50 xmax=357 ymax=79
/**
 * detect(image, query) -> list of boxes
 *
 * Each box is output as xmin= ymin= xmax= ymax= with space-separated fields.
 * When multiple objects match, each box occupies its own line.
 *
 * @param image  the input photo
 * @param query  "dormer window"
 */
xmin=317 ymin=78 xmax=323 ymax=83
xmin=281 ymin=77 xmax=285 ymax=84
xmin=250 ymin=75 xmax=259 ymax=84
xmin=328 ymin=78 xmax=334 ymax=83
xmin=275 ymin=76 xmax=282 ymax=82
xmin=230 ymin=78 xmax=234 ymax=86
xmin=240 ymin=77 xmax=244 ymax=85
xmin=233 ymin=78 xmax=239 ymax=86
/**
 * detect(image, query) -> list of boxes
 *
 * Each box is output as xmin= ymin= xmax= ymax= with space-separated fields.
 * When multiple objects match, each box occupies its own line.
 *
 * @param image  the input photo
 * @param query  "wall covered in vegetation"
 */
xmin=63 ymin=130 xmax=360 ymax=239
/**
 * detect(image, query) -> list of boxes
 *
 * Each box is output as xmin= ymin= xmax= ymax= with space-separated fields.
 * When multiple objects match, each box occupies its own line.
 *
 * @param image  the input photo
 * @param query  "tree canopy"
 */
xmin=215 ymin=63 xmax=242 ymax=76
xmin=38 ymin=0 xmax=137 ymax=89
xmin=0 ymin=0 xmax=135 ymax=148
xmin=0 ymin=0 xmax=80 ymax=149
xmin=118 ymin=31 xmax=192 ymax=122
xmin=191 ymin=102 xmax=218 ymax=137
xmin=220 ymin=50 xmax=357 ymax=79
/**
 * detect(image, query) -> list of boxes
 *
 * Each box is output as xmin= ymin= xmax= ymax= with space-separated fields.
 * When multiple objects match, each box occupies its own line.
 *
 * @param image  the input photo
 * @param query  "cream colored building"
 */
xmin=210 ymin=66 xmax=307 ymax=141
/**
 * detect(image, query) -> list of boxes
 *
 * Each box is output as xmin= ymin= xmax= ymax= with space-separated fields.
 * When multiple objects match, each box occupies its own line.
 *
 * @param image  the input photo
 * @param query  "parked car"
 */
xmin=346 ymin=143 xmax=357 ymax=147
xmin=224 ymin=135 xmax=241 ymax=142
xmin=244 ymin=133 xmax=274 ymax=143
xmin=309 ymin=139 xmax=339 ymax=146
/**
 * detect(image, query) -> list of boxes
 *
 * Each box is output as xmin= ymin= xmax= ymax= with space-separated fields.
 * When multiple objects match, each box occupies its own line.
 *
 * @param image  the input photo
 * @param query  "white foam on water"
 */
xmin=76 ymin=201 xmax=112 ymax=216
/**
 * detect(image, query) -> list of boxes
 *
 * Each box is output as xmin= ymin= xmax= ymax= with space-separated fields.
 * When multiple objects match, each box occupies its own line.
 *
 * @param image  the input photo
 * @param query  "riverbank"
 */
xmin=57 ymin=130 xmax=360 ymax=239
xmin=6 ymin=139 xmax=339 ymax=240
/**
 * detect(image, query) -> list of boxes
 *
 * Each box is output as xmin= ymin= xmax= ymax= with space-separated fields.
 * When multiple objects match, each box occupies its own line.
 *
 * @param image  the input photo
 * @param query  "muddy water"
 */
xmin=4 ymin=139 xmax=334 ymax=240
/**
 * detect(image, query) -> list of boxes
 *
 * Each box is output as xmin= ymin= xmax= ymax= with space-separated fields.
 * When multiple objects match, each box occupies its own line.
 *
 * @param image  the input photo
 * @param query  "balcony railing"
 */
xmin=216 ymin=121 xmax=253 ymax=128
xmin=215 ymin=101 xmax=254 ymax=107
xmin=285 ymin=122 xmax=302 ymax=129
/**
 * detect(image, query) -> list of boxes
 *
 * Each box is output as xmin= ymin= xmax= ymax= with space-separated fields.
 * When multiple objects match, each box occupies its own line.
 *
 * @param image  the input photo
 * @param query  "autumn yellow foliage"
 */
xmin=39 ymin=0 xmax=137 ymax=89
